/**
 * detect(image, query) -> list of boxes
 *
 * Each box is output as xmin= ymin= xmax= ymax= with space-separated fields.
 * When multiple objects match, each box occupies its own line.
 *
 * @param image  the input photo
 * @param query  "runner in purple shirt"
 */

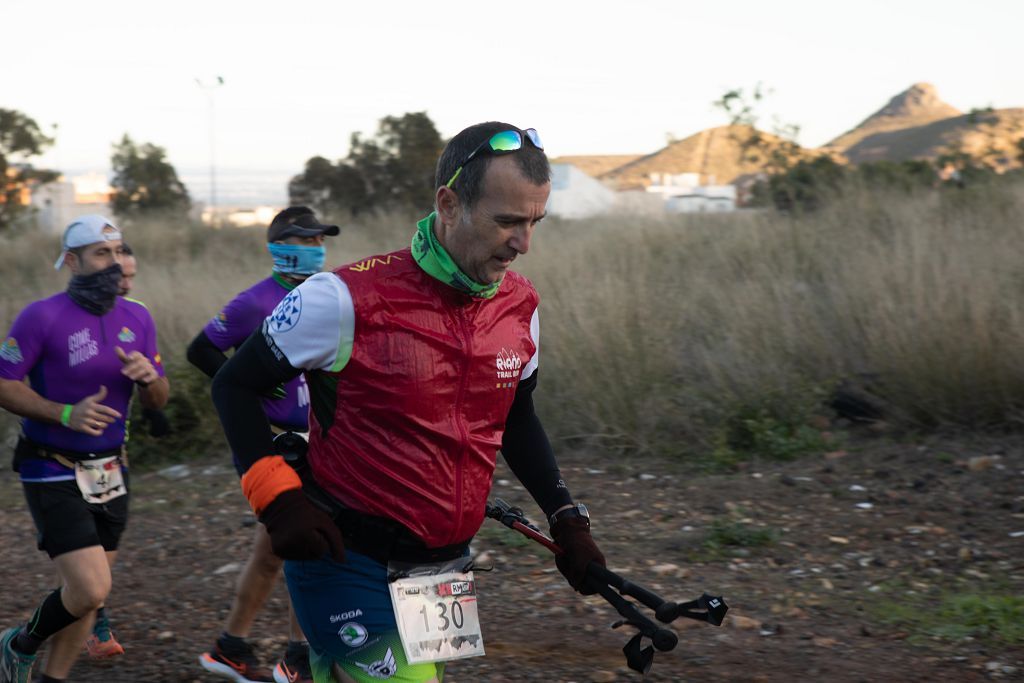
xmin=0 ymin=215 xmax=169 ymax=683
xmin=200 ymin=276 xmax=310 ymax=430
xmin=188 ymin=206 xmax=339 ymax=683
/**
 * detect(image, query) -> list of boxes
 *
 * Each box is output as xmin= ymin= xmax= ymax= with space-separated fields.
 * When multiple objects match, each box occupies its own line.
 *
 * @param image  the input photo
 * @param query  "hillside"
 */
xmin=826 ymin=82 xmax=962 ymax=151
xmin=840 ymin=108 xmax=1024 ymax=168
xmin=599 ymin=125 xmax=813 ymax=189
xmin=554 ymin=83 xmax=1022 ymax=186
xmin=549 ymin=154 xmax=642 ymax=177
xmin=828 ymin=82 xmax=1024 ymax=170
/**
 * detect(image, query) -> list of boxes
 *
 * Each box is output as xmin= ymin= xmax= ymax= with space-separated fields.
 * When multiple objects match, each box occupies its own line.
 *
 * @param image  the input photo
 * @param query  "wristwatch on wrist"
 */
xmin=549 ymin=502 xmax=590 ymax=528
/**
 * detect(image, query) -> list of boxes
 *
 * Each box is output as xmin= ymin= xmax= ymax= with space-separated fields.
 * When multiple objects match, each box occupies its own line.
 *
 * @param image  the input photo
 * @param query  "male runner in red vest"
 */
xmin=211 ymin=122 xmax=605 ymax=683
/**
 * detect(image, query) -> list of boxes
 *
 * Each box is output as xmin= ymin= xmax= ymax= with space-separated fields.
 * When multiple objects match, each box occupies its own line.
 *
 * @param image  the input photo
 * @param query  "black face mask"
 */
xmin=67 ymin=263 xmax=123 ymax=315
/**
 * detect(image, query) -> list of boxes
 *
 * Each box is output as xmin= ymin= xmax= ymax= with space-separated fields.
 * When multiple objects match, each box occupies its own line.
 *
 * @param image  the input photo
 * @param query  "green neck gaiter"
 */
xmin=411 ymin=212 xmax=500 ymax=299
xmin=272 ymin=272 xmax=298 ymax=291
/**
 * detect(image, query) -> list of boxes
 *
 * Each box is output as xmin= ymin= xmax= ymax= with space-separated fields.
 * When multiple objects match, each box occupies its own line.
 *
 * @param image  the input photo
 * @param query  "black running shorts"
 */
xmin=22 ymin=476 xmax=130 ymax=558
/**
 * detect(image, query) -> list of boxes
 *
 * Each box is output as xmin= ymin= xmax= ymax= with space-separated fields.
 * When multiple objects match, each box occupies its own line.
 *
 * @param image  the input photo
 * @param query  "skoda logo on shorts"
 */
xmin=339 ymin=621 xmax=368 ymax=647
xmin=269 ymin=289 xmax=302 ymax=333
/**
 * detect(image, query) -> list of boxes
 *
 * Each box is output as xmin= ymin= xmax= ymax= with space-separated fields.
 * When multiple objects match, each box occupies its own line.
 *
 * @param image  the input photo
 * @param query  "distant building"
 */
xmin=546 ymin=163 xmax=618 ymax=219
xmin=208 ymin=205 xmax=280 ymax=228
xmin=29 ymin=173 xmax=112 ymax=234
xmin=546 ymin=164 xmax=737 ymax=218
xmin=645 ymin=172 xmax=736 ymax=213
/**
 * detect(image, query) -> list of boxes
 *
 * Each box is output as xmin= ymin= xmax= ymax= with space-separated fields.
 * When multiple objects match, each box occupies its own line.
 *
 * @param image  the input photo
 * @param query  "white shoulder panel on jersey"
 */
xmin=264 ymin=272 xmax=354 ymax=372
xmin=521 ymin=307 xmax=540 ymax=380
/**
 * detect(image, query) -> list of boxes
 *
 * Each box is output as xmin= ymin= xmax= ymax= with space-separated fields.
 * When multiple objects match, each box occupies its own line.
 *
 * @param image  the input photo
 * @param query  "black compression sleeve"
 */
xmin=186 ymin=330 xmax=229 ymax=379
xmin=500 ymin=371 xmax=573 ymax=519
xmin=212 ymin=326 xmax=302 ymax=475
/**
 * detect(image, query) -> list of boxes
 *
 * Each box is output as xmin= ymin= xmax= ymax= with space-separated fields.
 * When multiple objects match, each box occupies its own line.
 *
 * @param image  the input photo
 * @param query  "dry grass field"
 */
xmin=3 ymin=180 xmax=1024 ymax=460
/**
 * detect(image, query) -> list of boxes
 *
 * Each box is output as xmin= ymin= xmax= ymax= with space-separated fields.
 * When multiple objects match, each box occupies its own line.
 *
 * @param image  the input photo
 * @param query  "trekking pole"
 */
xmin=485 ymin=498 xmax=728 ymax=675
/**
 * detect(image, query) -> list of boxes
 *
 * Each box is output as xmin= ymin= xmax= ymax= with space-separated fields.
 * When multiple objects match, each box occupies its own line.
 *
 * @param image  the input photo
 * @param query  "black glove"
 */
xmin=551 ymin=516 xmax=606 ymax=595
xmin=259 ymin=488 xmax=345 ymax=562
xmin=141 ymin=408 xmax=171 ymax=437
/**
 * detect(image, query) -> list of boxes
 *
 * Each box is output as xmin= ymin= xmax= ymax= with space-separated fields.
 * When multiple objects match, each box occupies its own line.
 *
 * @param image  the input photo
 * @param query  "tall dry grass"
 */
xmin=519 ymin=179 xmax=1024 ymax=455
xmin=2 ymin=180 xmax=1023 ymax=462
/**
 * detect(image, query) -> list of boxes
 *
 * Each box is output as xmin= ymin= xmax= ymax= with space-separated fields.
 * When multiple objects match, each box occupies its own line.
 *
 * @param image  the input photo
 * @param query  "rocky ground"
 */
xmin=1 ymin=431 xmax=1022 ymax=682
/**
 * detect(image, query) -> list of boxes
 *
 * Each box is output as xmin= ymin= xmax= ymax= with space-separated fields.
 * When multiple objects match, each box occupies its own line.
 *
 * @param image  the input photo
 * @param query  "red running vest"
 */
xmin=307 ymin=247 xmax=539 ymax=547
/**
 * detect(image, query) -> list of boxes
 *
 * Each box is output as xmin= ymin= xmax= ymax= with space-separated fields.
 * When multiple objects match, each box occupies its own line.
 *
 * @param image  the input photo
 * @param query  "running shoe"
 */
xmin=273 ymin=652 xmax=313 ymax=683
xmin=84 ymin=610 xmax=125 ymax=659
xmin=199 ymin=640 xmax=274 ymax=683
xmin=0 ymin=627 xmax=35 ymax=683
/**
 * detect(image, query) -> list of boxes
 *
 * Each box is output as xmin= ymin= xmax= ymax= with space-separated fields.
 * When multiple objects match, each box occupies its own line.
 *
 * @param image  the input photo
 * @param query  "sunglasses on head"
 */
xmin=445 ymin=128 xmax=544 ymax=189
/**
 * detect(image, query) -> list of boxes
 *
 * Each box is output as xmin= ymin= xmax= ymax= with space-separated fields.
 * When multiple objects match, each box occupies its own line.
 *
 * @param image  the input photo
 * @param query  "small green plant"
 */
xmin=702 ymin=518 xmax=776 ymax=554
xmin=708 ymin=390 xmax=833 ymax=468
xmin=877 ymin=590 xmax=1024 ymax=645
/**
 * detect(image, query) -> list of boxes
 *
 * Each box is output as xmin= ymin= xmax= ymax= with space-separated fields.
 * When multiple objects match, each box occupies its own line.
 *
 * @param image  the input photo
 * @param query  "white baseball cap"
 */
xmin=54 ymin=215 xmax=123 ymax=270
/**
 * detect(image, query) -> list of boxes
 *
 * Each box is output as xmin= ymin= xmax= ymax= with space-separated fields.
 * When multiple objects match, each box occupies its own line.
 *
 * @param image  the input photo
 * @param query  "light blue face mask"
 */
xmin=268 ymin=243 xmax=326 ymax=276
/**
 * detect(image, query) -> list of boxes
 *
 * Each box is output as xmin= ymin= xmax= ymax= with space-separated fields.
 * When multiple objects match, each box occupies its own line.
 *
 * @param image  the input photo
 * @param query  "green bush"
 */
xmin=712 ymin=393 xmax=832 ymax=467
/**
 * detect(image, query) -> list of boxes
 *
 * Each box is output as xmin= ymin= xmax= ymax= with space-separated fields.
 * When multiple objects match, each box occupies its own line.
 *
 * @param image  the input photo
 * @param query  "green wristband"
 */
xmin=60 ymin=404 xmax=73 ymax=427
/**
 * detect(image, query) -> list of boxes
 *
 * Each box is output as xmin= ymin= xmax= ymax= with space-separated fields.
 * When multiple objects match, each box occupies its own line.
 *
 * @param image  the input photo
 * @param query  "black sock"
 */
xmin=37 ymin=675 xmax=65 ymax=683
xmin=217 ymin=632 xmax=250 ymax=655
xmin=95 ymin=606 xmax=107 ymax=621
xmin=14 ymin=589 xmax=79 ymax=655
xmin=285 ymin=639 xmax=309 ymax=661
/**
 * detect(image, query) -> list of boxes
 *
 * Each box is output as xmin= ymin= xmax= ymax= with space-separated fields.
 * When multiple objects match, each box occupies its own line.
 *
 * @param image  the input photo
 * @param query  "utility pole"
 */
xmin=195 ymin=76 xmax=225 ymax=225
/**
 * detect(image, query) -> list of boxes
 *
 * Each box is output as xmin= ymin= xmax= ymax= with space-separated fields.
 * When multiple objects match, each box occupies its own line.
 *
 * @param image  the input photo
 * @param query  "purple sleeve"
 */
xmin=202 ymin=291 xmax=263 ymax=351
xmin=141 ymin=308 xmax=166 ymax=378
xmin=0 ymin=303 xmax=46 ymax=381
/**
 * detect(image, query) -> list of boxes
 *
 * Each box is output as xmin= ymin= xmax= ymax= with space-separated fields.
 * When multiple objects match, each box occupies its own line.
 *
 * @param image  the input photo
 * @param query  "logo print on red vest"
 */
xmin=495 ymin=348 xmax=522 ymax=388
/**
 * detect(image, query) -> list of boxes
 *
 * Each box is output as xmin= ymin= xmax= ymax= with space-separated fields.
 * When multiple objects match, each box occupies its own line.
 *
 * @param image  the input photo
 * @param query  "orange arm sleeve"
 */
xmin=240 ymin=455 xmax=302 ymax=515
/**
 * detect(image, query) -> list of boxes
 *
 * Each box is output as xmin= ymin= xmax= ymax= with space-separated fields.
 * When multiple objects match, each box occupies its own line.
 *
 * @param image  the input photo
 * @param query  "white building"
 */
xmin=646 ymin=172 xmax=737 ymax=213
xmin=546 ymin=164 xmax=738 ymax=219
xmin=546 ymin=163 xmax=618 ymax=219
xmin=30 ymin=173 xmax=112 ymax=234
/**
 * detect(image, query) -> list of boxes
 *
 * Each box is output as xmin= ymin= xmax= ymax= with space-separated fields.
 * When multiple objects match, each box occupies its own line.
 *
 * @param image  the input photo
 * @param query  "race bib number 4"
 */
xmin=388 ymin=562 xmax=485 ymax=665
xmin=74 ymin=455 xmax=126 ymax=504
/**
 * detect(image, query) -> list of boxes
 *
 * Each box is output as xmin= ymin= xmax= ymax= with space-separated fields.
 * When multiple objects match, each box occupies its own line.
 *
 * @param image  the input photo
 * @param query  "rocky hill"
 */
xmin=826 ymin=82 xmax=962 ymax=152
xmin=598 ymin=125 xmax=814 ymax=189
xmin=837 ymin=107 xmax=1024 ymax=168
xmin=827 ymin=82 xmax=1024 ymax=170
xmin=557 ymin=83 xmax=1023 ymax=184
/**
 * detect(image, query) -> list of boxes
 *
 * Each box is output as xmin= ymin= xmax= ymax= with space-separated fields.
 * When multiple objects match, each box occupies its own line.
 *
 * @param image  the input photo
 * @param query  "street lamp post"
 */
xmin=195 ymin=76 xmax=225 ymax=225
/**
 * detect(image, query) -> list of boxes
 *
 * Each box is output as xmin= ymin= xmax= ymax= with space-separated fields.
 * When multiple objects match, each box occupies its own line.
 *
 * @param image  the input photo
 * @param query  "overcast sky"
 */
xmin=4 ymin=0 xmax=1021 ymax=186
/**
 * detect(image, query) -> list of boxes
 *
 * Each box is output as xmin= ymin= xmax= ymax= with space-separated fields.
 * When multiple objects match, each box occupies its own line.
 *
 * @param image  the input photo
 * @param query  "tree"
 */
xmin=857 ymin=160 xmax=937 ymax=192
xmin=751 ymin=155 xmax=849 ymax=212
xmin=289 ymin=111 xmax=444 ymax=216
xmin=109 ymin=134 xmax=190 ymax=218
xmin=0 ymin=108 xmax=59 ymax=231
xmin=288 ymin=155 xmax=370 ymax=217
xmin=713 ymin=84 xmax=805 ymax=177
xmin=358 ymin=112 xmax=445 ymax=209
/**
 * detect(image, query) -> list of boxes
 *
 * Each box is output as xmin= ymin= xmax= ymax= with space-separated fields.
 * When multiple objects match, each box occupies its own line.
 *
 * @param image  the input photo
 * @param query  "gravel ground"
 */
xmin=1 ymin=432 xmax=1022 ymax=682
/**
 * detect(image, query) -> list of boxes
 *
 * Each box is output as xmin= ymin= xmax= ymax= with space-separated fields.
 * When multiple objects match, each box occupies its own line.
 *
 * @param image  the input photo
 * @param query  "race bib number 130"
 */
xmin=388 ymin=561 xmax=485 ymax=665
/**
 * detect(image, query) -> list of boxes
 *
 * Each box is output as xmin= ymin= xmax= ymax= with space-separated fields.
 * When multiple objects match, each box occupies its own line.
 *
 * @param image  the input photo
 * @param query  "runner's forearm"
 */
xmin=186 ymin=330 xmax=229 ymax=379
xmin=501 ymin=373 xmax=574 ymax=518
xmin=0 ymin=378 xmax=65 ymax=424
xmin=137 ymin=376 xmax=169 ymax=410
xmin=212 ymin=329 xmax=301 ymax=474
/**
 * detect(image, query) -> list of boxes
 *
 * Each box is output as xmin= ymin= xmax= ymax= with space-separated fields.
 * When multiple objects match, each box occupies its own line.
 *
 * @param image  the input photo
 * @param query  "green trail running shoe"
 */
xmin=0 ymin=627 xmax=36 ymax=683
